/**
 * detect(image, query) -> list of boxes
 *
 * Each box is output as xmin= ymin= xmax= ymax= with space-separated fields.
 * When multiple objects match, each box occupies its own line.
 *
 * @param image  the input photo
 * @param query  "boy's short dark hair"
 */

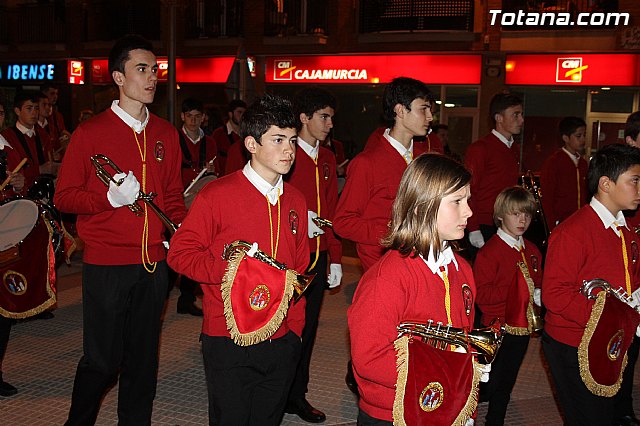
xmin=240 ymin=94 xmax=296 ymax=142
xmin=293 ymin=87 xmax=337 ymax=130
xmin=587 ymin=144 xmax=640 ymax=197
xmin=382 ymin=77 xmax=433 ymax=125
xmin=181 ymin=98 xmax=204 ymax=113
xmin=108 ymin=34 xmax=154 ymax=76
xmin=13 ymin=91 xmax=38 ymax=109
xmin=559 ymin=116 xmax=586 ymax=137
xmin=625 ymin=111 xmax=640 ymax=141
xmin=489 ymin=93 xmax=523 ymax=125
xmin=228 ymin=99 xmax=247 ymax=113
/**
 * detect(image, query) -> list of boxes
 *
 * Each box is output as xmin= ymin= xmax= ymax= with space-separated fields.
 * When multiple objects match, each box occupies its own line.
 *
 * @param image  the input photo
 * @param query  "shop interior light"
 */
xmin=370 ymin=77 xmax=380 ymax=84
xmin=601 ymin=87 xmax=611 ymax=90
xmin=444 ymin=103 xmax=455 ymax=108
xmin=435 ymin=100 xmax=442 ymax=104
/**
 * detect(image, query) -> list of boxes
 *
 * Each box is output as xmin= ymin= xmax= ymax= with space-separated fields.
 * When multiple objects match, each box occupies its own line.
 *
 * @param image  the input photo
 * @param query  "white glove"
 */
xmin=636 ymin=324 xmax=640 ymax=338
xmin=479 ymin=362 xmax=491 ymax=383
xmin=246 ymin=242 xmax=259 ymax=258
xmin=107 ymin=171 xmax=140 ymax=208
xmin=468 ymin=230 xmax=485 ymax=249
xmin=307 ymin=210 xmax=325 ymax=238
xmin=162 ymin=241 xmax=170 ymax=250
xmin=328 ymin=263 xmax=343 ymax=289
xmin=533 ymin=288 xmax=542 ymax=307
xmin=464 ymin=419 xmax=475 ymax=426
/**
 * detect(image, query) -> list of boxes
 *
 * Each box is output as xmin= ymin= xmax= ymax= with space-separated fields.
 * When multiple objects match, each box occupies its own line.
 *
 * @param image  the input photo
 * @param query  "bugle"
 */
xmin=397 ymin=319 xmax=505 ymax=364
xmin=91 ymin=154 xmax=178 ymax=235
xmin=311 ymin=216 xmax=333 ymax=229
xmin=521 ymin=170 xmax=550 ymax=245
xmin=581 ymin=278 xmax=640 ymax=314
xmin=222 ymin=240 xmax=315 ymax=301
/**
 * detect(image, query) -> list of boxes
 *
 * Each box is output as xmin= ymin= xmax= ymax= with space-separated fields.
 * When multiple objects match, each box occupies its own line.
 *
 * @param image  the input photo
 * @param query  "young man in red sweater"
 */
xmin=284 ymin=87 xmax=342 ymax=423
xmin=54 ymin=35 xmax=187 ymax=425
xmin=167 ymin=94 xmax=309 ymax=425
xmin=464 ymin=93 xmax=523 ymax=252
xmin=540 ymin=116 xmax=588 ymax=231
xmin=542 ymin=143 xmax=640 ymax=426
xmin=333 ymin=77 xmax=434 ymax=272
xmin=211 ymin=99 xmax=246 ymax=175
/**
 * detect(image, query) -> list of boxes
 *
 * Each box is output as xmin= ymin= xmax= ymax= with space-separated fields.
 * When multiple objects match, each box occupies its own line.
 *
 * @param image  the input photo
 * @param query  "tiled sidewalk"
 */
xmin=1 ymin=257 xmax=639 ymax=425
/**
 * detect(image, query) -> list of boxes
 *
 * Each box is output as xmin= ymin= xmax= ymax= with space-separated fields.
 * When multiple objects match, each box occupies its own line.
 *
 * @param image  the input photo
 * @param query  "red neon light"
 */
xmin=265 ymin=55 xmax=481 ymax=84
xmin=68 ymin=60 xmax=85 ymax=85
xmin=91 ymin=57 xmax=235 ymax=84
xmin=505 ymin=54 xmax=640 ymax=86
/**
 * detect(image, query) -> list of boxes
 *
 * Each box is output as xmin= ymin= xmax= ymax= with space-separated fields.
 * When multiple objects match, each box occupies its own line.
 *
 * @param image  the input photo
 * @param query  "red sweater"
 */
xmin=540 ymin=149 xmax=588 ymax=230
xmin=286 ymin=145 xmax=342 ymax=263
xmin=2 ymin=126 xmax=52 ymax=188
xmin=179 ymin=129 xmax=219 ymax=188
xmin=474 ymin=235 xmax=542 ymax=326
xmin=54 ymin=109 xmax=186 ymax=265
xmin=167 ymin=171 xmax=310 ymax=338
xmin=223 ymin=138 xmax=247 ymax=176
xmin=464 ymin=133 xmax=520 ymax=231
xmin=542 ymin=205 xmax=640 ymax=347
xmin=334 ymin=129 xmax=428 ymax=271
xmin=321 ymin=138 xmax=346 ymax=166
xmin=348 ymin=250 xmax=475 ymax=421
xmin=210 ymin=125 xmax=240 ymax=175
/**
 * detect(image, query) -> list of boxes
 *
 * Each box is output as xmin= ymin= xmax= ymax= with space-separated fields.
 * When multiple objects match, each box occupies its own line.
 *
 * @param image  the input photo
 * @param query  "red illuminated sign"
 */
xmin=505 ymin=54 xmax=640 ymax=86
xmin=91 ymin=57 xmax=235 ymax=84
xmin=265 ymin=55 xmax=482 ymax=84
xmin=68 ymin=60 xmax=85 ymax=85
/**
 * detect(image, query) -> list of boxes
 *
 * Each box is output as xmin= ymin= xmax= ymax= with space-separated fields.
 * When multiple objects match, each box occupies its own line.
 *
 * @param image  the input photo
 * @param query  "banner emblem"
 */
xmin=419 ymin=382 xmax=444 ymax=412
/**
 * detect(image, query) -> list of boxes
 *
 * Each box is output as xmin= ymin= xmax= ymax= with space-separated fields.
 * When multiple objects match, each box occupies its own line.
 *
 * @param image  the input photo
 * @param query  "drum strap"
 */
xmin=178 ymin=130 xmax=208 ymax=169
xmin=10 ymin=126 xmax=45 ymax=165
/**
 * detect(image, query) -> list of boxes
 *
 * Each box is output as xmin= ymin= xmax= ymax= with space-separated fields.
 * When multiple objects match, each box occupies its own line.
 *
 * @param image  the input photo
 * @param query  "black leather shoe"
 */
xmin=285 ymin=398 xmax=326 ymax=423
xmin=617 ymin=415 xmax=640 ymax=426
xmin=177 ymin=303 xmax=203 ymax=316
xmin=345 ymin=360 xmax=359 ymax=396
xmin=0 ymin=379 xmax=18 ymax=397
xmin=35 ymin=311 xmax=54 ymax=320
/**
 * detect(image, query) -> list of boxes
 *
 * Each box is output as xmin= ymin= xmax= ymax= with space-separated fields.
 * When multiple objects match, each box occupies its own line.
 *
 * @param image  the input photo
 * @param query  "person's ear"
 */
xmin=599 ymin=175 xmax=612 ymax=193
xmin=494 ymin=112 xmax=503 ymax=125
xmin=112 ymin=71 xmax=125 ymax=87
xmin=561 ymin=134 xmax=570 ymax=145
xmin=394 ymin=103 xmax=406 ymax=119
xmin=245 ymin=136 xmax=258 ymax=154
xmin=300 ymin=113 xmax=311 ymax=125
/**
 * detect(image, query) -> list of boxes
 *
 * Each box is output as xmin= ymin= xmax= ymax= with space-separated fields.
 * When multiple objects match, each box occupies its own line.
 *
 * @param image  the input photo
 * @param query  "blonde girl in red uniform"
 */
xmin=348 ymin=153 xmax=476 ymax=425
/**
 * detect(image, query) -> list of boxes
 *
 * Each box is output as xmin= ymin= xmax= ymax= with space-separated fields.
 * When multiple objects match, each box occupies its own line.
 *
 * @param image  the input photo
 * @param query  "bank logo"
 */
xmin=556 ymin=57 xmax=588 ymax=83
xmin=274 ymin=60 xmax=296 ymax=80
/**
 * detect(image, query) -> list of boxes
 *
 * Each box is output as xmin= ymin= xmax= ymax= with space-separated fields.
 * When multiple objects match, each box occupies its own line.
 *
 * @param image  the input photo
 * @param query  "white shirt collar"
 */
xmin=16 ymin=121 xmax=35 ymax=138
xmin=492 ymin=129 xmax=514 ymax=149
xmin=38 ymin=118 xmax=48 ymax=129
xmin=111 ymin=100 xmax=149 ymax=133
xmin=497 ymin=228 xmax=525 ymax=251
xmin=384 ymin=128 xmax=413 ymax=163
xmin=0 ymin=134 xmax=12 ymax=150
xmin=297 ymin=137 xmax=319 ymax=161
xmin=562 ymin=147 xmax=580 ymax=166
xmin=590 ymin=196 xmax=627 ymax=236
xmin=242 ymin=162 xmax=284 ymax=205
xmin=182 ymin=125 xmax=204 ymax=144
xmin=226 ymin=120 xmax=237 ymax=135
xmin=420 ymin=244 xmax=459 ymax=278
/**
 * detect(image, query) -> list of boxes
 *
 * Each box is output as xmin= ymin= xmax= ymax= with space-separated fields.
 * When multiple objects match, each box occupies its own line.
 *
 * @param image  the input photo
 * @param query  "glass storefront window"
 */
xmin=443 ymin=86 xmax=478 ymax=108
xmin=590 ymin=88 xmax=635 ymax=113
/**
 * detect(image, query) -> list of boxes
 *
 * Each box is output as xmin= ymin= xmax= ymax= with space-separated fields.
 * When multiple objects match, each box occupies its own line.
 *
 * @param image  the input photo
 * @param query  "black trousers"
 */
xmin=65 ymin=262 xmax=169 ymax=426
xmin=288 ymin=250 xmax=328 ymax=402
xmin=201 ymin=331 xmax=301 ymax=425
xmin=357 ymin=409 xmax=393 ymax=425
xmin=178 ymin=276 xmax=198 ymax=308
xmin=614 ymin=335 xmax=640 ymax=419
xmin=483 ymin=333 xmax=530 ymax=426
xmin=542 ymin=332 xmax=615 ymax=426
xmin=0 ymin=315 xmax=11 ymax=374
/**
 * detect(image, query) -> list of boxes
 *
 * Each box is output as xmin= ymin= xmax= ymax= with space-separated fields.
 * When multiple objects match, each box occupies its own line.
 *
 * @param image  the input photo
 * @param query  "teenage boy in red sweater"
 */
xmin=465 ymin=93 xmax=523 ymax=252
xmin=167 ymin=94 xmax=309 ymax=425
xmin=55 ymin=35 xmax=187 ymax=425
xmin=542 ymin=143 xmax=640 ymax=426
xmin=285 ymin=87 xmax=342 ymax=423
xmin=540 ymin=116 xmax=588 ymax=231
xmin=211 ymin=99 xmax=246 ymax=175
xmin=333 ymin=77 xmax=434 ymax=272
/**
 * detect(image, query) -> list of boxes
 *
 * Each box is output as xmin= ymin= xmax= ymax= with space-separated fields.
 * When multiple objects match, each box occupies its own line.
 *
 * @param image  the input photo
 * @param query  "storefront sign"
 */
xmin=91 ymin=57 xmax=236 ymax=84
xmin=265 ymin=55 xmax=482 ymax=84
xmin=0 ymin=62 xmax=59 ymax=82
xmin=505 ymin=54 xmax=640 ymax=86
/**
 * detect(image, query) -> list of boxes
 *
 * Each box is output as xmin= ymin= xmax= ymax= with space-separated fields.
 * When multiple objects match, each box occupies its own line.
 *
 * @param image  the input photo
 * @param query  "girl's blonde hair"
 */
xmin=493 ymin=186 xmax=536 ymax=227
xmin=382 ymin=153 xmax=471 ymax=259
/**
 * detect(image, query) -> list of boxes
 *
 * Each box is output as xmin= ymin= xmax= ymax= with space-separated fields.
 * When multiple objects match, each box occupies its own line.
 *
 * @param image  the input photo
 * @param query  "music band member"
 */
xmin=167 ymin=95 xmax=309 ymax=425
xmin=55 ymin=35 xmax=186 ymax=425
xmin=284 ymin=87 xmax=343 ymax=423
xmin=474 ymin=186 xmax=543 ymax=425
xmin=542 ymin=144 xmax=640 ymax=426
xmin=211 ymin=99 xmax=247 ymax=176
xmin=348 ymin=154 xmax=485 ymax=425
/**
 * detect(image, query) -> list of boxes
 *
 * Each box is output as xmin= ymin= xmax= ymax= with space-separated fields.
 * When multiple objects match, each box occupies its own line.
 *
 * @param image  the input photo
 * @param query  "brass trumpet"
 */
xmin=91 ymin=154 xmax=179 ymax=235
xmin=397 ymin=319 xmax=505 ymax=364
xmin=581 ymin=278 xmax=640 ymax=314
xmin=311 ymin=216 xmax=333 ymax=229
xmin=222 ymin=240 xmax=315 ymax=301
xmin=521 ymin=170 xmax=550 ymax=245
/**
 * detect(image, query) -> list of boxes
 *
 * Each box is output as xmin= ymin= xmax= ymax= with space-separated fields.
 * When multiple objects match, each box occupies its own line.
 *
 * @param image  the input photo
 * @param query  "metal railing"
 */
xmin=184 ymin=0 xmax=243 ymax=39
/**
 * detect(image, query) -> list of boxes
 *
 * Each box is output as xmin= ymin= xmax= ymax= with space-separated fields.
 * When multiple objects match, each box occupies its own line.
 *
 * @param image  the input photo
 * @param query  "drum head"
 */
xmin=0 ymin=199 xmax=39 ymax=251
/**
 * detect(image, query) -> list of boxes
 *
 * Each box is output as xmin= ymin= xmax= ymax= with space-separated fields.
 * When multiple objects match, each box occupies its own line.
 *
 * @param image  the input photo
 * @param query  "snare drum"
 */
xmin=0 ymin=198 xmax=57 ymax=319
xmin=184 ymin=174 xmax=217 ymax=209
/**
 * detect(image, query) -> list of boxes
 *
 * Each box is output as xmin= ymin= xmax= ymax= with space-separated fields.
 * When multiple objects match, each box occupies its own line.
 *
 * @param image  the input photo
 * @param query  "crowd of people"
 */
xmin=2 ymin=33 xmax=640 ymax=426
